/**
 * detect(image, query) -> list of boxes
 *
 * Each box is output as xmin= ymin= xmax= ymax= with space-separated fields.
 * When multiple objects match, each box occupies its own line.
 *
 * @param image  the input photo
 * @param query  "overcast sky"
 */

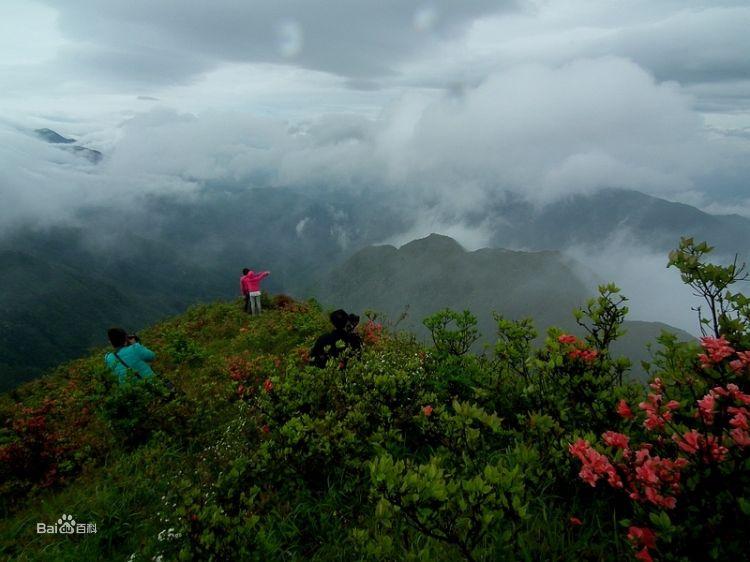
xmin=1 ymin=0 xmax=749 ymax=227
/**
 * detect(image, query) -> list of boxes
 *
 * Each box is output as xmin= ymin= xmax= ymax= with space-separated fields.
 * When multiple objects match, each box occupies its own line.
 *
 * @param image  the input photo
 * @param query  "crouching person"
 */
xmin=105 ymin=328 xmax=156 ymax=383
xmin=103 ymin=327 xmax=175 ymax=446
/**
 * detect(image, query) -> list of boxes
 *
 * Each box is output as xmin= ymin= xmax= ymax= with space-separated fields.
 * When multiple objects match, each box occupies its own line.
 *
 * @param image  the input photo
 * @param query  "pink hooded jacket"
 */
xmin=240 ymin=271 xmax=270 ymax=294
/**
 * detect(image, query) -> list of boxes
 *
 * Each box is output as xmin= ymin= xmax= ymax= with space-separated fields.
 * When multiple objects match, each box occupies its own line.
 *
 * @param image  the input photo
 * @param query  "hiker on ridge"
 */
xmin=309 ymin=309 xmax=363 ymax=368
xmin=240 ymin=268 xmax=270 ymax=315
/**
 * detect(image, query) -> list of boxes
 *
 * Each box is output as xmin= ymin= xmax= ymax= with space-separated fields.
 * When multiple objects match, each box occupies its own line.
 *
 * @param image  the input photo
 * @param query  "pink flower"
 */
xmin=737 ymin=350 xmax=750 ymax=367
xmin=672 ymin=430 xmax=727 ymax=462
xmin=617 ymin=399 xmax=634 ymax=420
xmin=729 ymin=406 xmax=750 ymax=430
xmin=627 ymin=526 xmax=657 ymax=549
xmin=626 ymin=448 xmax=686 ymax=509
xmin=634 ymin=547 xmax=653 ymax=562
xmin=568 ymin=347 xmax=598 ymax=363
xmin=422 ymin=405 xmax=433 ymax=417
xmin=558 ymin=334 xmax=578 ymax=344
xmin=639 ymin=393 xmax=672 ymax=431
xmin=665 ymin=400 xmax=680 ymax=411
xmin=568 ymin=439 xmax=622 ymax=489
xmin=704 ymin=435 xmax=728 ymax=462
xmin=699 ymin=336 xmax=735 ymax=364
xmin=580 ymin=349 xmax=598 ymax=362
xmin=697 ymin=392 xmax=717 ymax=425
xmin=673 ymin=430 xmax=701 ymax=454
xmin=649 ymin=378 xmax=665 ymax=392
xmin=730 ymin=428 xmax=750 ymax=447
xmin=602 ymin=431 xmax=630 ymax=449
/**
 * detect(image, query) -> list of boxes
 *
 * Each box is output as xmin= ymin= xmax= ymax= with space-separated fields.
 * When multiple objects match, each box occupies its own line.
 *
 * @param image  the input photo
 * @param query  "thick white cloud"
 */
xmin=5 ymin=56 xmax=745 ymax=234
xmin=0 ymin=123 xmax=198 ymax=231
xmin=564 ymin=234 xmax=702 ymax=336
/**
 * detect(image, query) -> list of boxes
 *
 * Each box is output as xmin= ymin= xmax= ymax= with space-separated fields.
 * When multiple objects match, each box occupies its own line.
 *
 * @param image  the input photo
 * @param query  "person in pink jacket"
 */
xmin=240 ymin=268 xmax=270 ymax=315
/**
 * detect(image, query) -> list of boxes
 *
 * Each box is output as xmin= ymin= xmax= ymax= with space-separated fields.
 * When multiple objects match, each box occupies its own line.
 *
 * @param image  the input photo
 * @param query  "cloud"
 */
xmin=563 ymin=230 xmax=703 ymax=335
xmin=6 ymin=56 xmax=744 ymax=234
xmin=0 ymin=123 xmax=198 ymax=233
xmin=403 ymin=1 xmax=750 ymax=114
xmin=36 ymin=0 xmax=514 ymax=86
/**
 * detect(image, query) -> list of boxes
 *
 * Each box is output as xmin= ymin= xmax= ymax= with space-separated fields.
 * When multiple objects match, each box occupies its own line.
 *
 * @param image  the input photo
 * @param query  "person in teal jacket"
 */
xmin=105 ymin=327 xmax=156 ymax=383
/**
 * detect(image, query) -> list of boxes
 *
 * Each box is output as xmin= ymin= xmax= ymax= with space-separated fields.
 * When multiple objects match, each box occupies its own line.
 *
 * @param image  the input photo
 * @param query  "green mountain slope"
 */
xmin=314 ymin=234 xmax=693 ymax=378
xmin=0 ymin=286 xmax=738 ymax=561
xmin=316 ymin=233 xmax=588 ymax=338
xmin=3 ymin=183 xmax=739 ymax=389
xmin=0 ymin=230 xmax=227 ymax=391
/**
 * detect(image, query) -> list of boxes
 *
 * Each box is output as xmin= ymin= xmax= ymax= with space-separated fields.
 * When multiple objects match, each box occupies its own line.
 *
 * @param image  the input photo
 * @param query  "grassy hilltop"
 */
xmin=1 ymin=239 xmax=750 ymax=561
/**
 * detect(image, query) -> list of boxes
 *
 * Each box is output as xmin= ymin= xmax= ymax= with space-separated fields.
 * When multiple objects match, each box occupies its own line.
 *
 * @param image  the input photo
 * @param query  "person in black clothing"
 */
xmin=309 ymin=309 xmax=362 ymax=368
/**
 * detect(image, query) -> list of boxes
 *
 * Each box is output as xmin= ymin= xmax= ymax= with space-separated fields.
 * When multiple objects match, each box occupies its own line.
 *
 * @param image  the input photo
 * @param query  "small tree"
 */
xmin=423 ymin=310 xmax=480 ymax=356
xmin=668 ymin=237 xmax=749 ymax=338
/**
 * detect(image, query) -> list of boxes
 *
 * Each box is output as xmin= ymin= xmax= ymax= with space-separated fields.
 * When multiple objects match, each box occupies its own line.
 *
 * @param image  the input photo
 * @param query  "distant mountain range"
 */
xmin=4 ymin=165 xmax=743 ymax=389
xmin=313 ymin=233 xmax=694 ymax=380
xmin=316 ymin=233 xmax=586 ymax=335
xmin=487 ymin=189 xmax=750 ymax=256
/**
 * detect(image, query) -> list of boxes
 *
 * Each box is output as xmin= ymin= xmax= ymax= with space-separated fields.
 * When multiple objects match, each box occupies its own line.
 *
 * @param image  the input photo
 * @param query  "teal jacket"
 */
xmin=105 ymin=343 xmax=156 ymax=383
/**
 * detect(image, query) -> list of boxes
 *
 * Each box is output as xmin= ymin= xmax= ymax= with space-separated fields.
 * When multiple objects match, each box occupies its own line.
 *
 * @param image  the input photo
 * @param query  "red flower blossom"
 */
xmin=569 ymin=516 xmax=583 ymax=526
xmin=362 ymin=320 xmax=384 ymax=345
xmin=699 ymin=336 xmax=734 ymax=366
xmin=639 ymin=393 xmax=672 ymax=431
xmin=730 ymin=427 xmax=750 ymax=447
xmin=568 ymin=439 xmax=622 ymax=488
xmin=602 ymin=431 xmax=630 ymax=449
xmin=617 ymin=399 xmax=634 ymax=420
xmin=697 ymin=392 xmax=717 ymax=425
xmin=567 ymin=347 xmax=598 ymax=363
xmin=634 ymin=547 xmax=653 ymax=562
xmin=422 ymin=405 xmax=434 ymax=417
xmin=263 ymin=378 xmax=273 ymax=393
xmin=649 ymin=378 xmax=665 ymax=392
xmin=674 ymin=431 xmax=728 ymax=463
xmin=558 ymin=334 xmax=578 ymax=344
xmin=580 ymin=349 xmax=598 ymax=362
xmin=261 ymin=424 xmax=270 ymax=434
xmin=673 ymin=430 xmax=700 ymax=455
xmin=736 ymin=351 xmax=750 ymax=369
xmin=627 ymin=448 xmax=687 ymax=508
xmin=627 ymin=526 xmax=657 ymax=549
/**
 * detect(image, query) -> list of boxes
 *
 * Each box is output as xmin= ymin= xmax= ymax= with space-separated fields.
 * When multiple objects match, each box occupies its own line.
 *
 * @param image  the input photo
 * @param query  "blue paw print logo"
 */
xmin=57 ymin=514 xmax=76 ymax=533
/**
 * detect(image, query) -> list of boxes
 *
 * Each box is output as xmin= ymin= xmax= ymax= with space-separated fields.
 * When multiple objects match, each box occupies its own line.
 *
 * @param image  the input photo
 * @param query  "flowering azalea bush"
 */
xmin=569 ymin=239 xmax=750 ymax=561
